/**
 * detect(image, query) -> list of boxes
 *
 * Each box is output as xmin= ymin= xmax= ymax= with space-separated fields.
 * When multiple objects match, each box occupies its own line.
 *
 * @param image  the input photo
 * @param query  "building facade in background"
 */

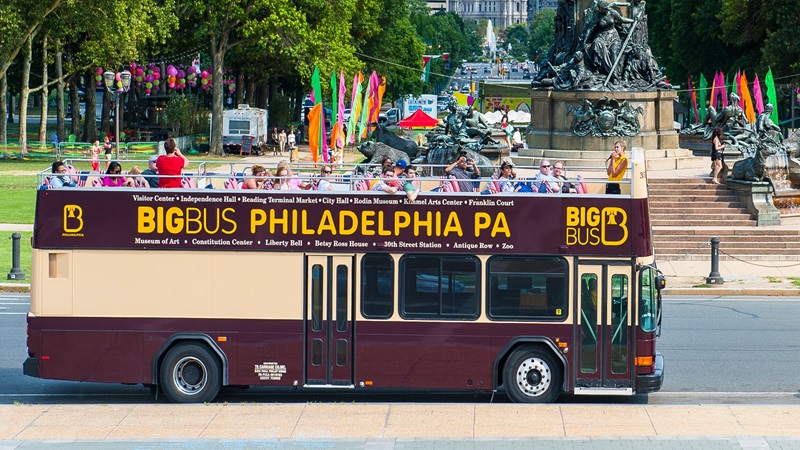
xmin=445 ymin=0 xmax=556 ymax=28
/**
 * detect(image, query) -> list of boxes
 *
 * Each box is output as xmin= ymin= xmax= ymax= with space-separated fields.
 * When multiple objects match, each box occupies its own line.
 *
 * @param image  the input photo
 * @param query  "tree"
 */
xmin=528 ymin=7 xmax=555 ymax=62
xmin=504 ymin=24 xmax=530 ymax=61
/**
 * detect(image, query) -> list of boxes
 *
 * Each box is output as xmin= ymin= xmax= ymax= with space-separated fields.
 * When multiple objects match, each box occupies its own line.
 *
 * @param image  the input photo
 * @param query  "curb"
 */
xmin=0 ymin=284 xmax=29 ymax=293
xmin=664 ymin=287 xmax=800 ymax=296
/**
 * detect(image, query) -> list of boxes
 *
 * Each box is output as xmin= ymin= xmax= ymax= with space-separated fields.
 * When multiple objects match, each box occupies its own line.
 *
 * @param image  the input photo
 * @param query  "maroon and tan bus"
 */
xmin=25 ymin=154 xmax=664 ymax=403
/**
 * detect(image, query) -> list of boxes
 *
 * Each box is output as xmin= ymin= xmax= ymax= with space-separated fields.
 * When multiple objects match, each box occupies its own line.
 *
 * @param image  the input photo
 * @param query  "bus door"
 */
xmin=574 ymin=263 xmax=632 ymax=392
xmin=304 ymin=255 xmax=355 ymax=387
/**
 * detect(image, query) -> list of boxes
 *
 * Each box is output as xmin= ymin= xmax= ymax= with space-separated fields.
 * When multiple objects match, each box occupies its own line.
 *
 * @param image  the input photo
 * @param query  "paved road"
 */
xmin=3 ymin=294 xmax=800 ymax=405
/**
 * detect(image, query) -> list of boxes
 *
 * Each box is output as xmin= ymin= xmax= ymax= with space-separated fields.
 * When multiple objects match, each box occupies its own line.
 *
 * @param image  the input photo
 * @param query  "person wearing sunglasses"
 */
xmin=533 ymin=159 xmax=561 ymax=193
xmin=243 ymin=165 xmax=271 ymax=190
xmin=102 ymin=161 xmax=126 ymax=187
xmin=316 ymin=166 xmax=335 ymax=191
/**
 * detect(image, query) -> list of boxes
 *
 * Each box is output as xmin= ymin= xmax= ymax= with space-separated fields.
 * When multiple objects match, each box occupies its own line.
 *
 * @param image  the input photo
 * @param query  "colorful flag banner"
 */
xmin=347 ymin=72 xmax=363 ymax=144
xmin=367 ymin=72 xmax=380 ymax=126
xmin=310 ymin=66 xmax=321 ymax=105
xmin=307 ymin=103 xmax=323 ymax=163
xmin=357 ymin=84 xmax=370 ymax=141
xmin=698 ymin=74 xmax=707 ymax=125
xmin=765 ymin=68 xmax=778 ymax=124
xmin=740 ymin=73 xmax=755 ymax=124
xmin=421 ymin=56 xmax=431 ymax=82
xmin=753 ymin=75 xmax=764 ymax=115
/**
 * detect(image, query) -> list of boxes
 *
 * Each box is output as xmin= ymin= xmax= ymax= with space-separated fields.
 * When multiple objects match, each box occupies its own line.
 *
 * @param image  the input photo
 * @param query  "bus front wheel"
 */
xmin=503 ymin=346 xmax=560 ymax=403
xmin=159 ymin=343 xmax=221 ymax=403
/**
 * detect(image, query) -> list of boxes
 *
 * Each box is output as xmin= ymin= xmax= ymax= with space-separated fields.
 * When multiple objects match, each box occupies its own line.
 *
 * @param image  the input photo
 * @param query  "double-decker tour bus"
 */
xmin=24 ymin=152 xmax=664 ymax=403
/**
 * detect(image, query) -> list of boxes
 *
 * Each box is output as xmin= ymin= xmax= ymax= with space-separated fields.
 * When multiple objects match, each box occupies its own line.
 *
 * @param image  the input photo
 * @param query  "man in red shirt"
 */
xmin=156 ymin=138 xmax=189 ymax=188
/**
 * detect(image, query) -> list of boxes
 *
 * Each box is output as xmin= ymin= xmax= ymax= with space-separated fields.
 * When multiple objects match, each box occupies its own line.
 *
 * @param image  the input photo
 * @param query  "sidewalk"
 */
xmin=0 ymin=403 xmax=798 ymax=444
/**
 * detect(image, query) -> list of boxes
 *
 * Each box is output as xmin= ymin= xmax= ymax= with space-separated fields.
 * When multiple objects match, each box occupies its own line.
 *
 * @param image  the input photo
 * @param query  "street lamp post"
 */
xmin=103 ymin=70 xmax=131 ymax=160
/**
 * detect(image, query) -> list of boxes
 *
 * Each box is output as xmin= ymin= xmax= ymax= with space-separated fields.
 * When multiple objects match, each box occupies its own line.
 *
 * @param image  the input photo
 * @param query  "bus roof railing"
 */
xmin=39 ymin=158 xmax=635 ymax=196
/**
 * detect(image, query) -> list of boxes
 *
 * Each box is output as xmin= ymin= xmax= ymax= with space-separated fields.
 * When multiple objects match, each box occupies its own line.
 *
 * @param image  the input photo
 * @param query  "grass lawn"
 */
xmin=0 ymin=230 xmax=32 ymax=284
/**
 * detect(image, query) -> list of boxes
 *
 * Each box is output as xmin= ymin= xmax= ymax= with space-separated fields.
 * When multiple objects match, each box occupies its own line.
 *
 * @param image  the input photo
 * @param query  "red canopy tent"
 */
xmin=398 ymin=109 xmax=440 ymax=128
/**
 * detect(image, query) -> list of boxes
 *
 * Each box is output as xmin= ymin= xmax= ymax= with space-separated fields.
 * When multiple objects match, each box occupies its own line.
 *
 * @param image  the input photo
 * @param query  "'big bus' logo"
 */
xmin=63 ymin=205 xmax=84 ymax=233
xmin=565 ymin=206 xmax=627 ymax=246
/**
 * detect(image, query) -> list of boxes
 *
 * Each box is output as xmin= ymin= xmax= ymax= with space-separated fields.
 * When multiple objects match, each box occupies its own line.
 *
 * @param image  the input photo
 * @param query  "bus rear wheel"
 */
xmin=159 ymin=343 xmax=221 ymax=403
xmin=503 ymin=346 xmax=560 ymax=403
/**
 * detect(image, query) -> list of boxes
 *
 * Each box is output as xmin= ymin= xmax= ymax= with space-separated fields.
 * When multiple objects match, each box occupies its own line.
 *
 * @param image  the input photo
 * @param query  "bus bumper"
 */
xmin=636 ymin=352 xmax=664 ymax=393
xmin=23 ymin=357 xmax=39 ymax=378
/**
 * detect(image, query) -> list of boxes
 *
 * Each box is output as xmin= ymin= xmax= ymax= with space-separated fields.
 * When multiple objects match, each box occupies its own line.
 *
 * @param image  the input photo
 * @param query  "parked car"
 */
xmin=343 ymin=108 xmax=351 ymax=122
xmin=378 ymin=108 xmax=400 ymax=125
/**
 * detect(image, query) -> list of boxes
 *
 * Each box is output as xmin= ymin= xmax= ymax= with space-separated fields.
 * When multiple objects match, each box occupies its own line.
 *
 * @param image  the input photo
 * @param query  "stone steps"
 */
xmin=651 ymin=219 xmax=755 ymax=227
xmin=646 ymin=176 xmax=799 ymax=259
xmin=517 ymin=147 xmax=706 ymax=170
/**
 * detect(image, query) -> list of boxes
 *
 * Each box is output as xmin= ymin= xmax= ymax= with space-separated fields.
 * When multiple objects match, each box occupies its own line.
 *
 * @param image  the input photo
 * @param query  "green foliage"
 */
xmin=504 ymin=24 xmax=530 ymax=61
xmin=528 ymin=8 xmax=555 ymax=62
xmin=647 ymin=0 xmax=800 ymax=85
xmin=268 ymin=92 xmax=295 ymax=129
xmin=165 ymin=95 xmax=209 ymax=137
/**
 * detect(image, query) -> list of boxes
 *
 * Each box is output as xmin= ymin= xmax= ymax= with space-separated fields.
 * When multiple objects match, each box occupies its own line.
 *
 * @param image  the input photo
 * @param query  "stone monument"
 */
xmin=523 ymin=0 xmax=700 ymax=170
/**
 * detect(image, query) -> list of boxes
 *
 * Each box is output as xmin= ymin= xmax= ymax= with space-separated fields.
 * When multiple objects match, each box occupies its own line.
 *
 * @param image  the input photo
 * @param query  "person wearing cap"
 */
xmin=497 ymin=161 xmax=517 ymax=193
xmin=141 ymin=155 xmax=160 ymax=188
xmin=391 ymin=160 xmax=408 ymax=188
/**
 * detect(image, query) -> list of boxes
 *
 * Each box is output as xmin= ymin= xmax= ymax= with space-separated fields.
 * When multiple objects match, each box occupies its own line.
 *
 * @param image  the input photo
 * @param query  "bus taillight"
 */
xmin=635 ymin=356 xmax=653 ymax=367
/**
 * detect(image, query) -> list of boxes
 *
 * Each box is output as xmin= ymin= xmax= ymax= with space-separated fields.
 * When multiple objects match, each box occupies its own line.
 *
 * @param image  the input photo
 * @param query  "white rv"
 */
xmin=221 ymin=104 xmax=268 ymax=154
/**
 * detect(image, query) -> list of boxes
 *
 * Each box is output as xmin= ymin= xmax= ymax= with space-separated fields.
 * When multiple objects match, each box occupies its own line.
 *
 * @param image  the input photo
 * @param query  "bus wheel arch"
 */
xmin=496 ymin=340 xmax=566 ymax=403
xmin=153 ymin=335 xmax=228 ymax=403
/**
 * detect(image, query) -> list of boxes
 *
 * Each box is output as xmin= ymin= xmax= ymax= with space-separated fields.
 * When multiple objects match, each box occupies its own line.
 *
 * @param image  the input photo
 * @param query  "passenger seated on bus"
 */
xmin=533 ymin=159 xmax=561 ymax=193
xmin=403 ymin=165 xmax=421 ymax=201
xmin=497 ymin=161 xmax=517 ymax=193
xmin=102 ymin=162 xmax=126 ymax=187
xmin=142 ymin=156 xmax=159 ymax=188
xmin=316 ymin=165 xmax=335 ymax=191
xmin=243 ymin=165 xmax=271 ymax=190
xmin=48 ymin=161 xmax=76 ymax=188
xmin=273 ymin=164 xmax=309 ymax=190
xmin=372 ymin=167 xmax=399 ymax=194
xmin=123 ymin=166 xmax=143 ymax=187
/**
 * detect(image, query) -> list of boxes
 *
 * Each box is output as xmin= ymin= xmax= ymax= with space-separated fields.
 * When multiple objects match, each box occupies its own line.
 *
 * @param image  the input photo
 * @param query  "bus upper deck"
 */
xmin=35 ymin=149 xmax=651 ymax=257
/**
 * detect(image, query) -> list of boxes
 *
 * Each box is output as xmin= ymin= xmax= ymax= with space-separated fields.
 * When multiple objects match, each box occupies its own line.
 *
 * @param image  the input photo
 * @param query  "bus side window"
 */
xmin=487 ymin=256 xmax=568 ymax=321
xmin=361 ymin=254 xmax=394 ymax=319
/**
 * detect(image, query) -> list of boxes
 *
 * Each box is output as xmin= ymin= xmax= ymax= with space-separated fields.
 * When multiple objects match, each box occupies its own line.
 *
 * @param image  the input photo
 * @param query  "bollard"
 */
xmin=6 ymin=232 xmax=26 ymax=281
xmin=706 ymin=236 xmax=723 ymax=284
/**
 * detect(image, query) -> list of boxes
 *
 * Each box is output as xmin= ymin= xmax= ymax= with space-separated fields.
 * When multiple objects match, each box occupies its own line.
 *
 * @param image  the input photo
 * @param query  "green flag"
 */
xmin=698 ymin=73 xmax=708 ymax=124
xmin=311 ymin=66 xmax=322 ymax=105
xmin=309 ymin=66 xmax=324 ymax=158
xmin=357 ymin=86 xmax=370 ymax=142
xmin=765 ymin=68 xmax=779 ymax=124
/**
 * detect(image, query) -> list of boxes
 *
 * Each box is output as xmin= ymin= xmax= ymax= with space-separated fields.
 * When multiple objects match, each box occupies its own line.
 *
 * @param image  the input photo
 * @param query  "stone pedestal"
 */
xmin=725 ymin=180 xmax=781 ymax=226
xmin=520 ymin=89 xmax=702 ymax=170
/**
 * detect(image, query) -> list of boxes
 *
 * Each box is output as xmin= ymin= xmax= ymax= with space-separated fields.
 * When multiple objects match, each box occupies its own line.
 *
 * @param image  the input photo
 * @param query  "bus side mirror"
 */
xmin=655 ymin=275 xmax=666 ymax=291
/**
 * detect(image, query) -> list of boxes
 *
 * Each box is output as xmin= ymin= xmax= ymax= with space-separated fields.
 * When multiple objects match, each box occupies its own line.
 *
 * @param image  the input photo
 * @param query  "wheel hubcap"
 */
xmin=173 ymin=356 xmax=208 ymax=395
xmin=515 ymin=357 xmax=551 ymax=397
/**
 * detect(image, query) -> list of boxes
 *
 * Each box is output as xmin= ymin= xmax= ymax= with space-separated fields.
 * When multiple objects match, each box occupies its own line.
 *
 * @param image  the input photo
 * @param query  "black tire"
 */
xmin=503 ymin=346 xmax=561 ymax=403
xmin=159 ymin=343 xmax=222 ymax=403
